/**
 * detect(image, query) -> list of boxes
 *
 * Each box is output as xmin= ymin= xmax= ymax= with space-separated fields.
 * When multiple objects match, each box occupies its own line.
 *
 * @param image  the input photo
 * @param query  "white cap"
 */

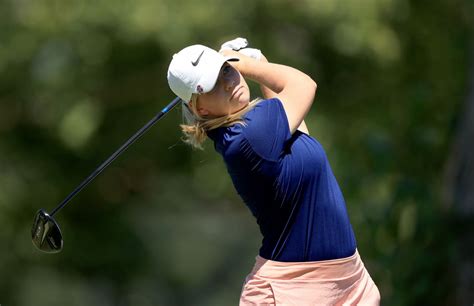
xmin=167 ymin=44 xmax=239 ymax=103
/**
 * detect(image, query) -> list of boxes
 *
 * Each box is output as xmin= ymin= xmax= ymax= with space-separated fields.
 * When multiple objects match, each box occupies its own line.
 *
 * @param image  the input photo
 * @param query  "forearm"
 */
xmin=221 ymin=49 xmax=316 ymax=96
xmin=237 ymin=56 xmax=315 ymax=97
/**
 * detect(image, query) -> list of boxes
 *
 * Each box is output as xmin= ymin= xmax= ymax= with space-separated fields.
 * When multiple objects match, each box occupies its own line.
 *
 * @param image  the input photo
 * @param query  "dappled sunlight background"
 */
xmin=0 ymin=0 xmax=472 ymax=305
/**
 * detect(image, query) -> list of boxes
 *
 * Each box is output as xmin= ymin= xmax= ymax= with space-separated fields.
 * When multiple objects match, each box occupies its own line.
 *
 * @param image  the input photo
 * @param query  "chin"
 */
xmin=231 ymin=99 xmax=249 ymax=114
xmin=241 ymin=91 xmax=251 ymax=104
xmin=239 ymin=97 xmax=251 ymax=108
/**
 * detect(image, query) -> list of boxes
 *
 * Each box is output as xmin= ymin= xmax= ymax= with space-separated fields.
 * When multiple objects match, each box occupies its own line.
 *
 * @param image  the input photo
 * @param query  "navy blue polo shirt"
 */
xmin=207 ymin=98 xmax=356 ymax=262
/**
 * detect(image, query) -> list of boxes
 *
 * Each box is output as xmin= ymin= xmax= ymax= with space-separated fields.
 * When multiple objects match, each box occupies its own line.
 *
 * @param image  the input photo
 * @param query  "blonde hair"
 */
xmin=180 ymin=94 xmax=261 ymax=149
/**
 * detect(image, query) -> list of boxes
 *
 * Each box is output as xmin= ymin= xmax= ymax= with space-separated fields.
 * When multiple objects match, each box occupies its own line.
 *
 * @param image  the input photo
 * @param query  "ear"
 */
xmin=197 ymin=107 xmax=209 ymax=116
xmin=188 ymin=100 xmax=209 ymax=117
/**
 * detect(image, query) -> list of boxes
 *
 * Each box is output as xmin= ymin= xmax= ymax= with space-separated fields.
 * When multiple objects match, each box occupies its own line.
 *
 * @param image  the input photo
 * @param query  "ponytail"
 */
xmin=180 ymin=94 xmax=261 ymax=149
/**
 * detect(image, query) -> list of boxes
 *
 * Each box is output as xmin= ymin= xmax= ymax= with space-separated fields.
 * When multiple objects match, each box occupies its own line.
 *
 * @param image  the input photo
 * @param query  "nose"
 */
xmin=224 ymin=79 xmax=235 ymax=92
xmin=224 ymin=70 xmax=240 ymax=92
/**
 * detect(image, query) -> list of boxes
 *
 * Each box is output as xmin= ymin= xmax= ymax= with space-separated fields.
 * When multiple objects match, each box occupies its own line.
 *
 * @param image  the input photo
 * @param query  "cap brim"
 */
xmin=196 ymin=56 xmax=239 ymax=95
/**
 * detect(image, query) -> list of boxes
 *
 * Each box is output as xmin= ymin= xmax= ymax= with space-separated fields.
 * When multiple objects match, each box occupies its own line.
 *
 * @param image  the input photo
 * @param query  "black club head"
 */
xmin=31 ymin=209 xmax=63 ymax=253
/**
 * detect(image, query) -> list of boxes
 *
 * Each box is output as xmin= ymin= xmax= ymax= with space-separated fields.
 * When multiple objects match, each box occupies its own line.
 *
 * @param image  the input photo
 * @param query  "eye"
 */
xmin=222 ymin=64 xmax=231 ymax=76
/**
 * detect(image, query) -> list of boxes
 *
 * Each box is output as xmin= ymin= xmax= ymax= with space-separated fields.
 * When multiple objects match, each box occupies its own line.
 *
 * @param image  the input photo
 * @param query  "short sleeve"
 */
xmin=242 ymin=98 xmax=292 ymax=161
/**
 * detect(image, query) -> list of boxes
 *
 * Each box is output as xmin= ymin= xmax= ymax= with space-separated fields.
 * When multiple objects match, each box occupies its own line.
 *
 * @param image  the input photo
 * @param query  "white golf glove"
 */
xmin=220 ymin=37 xmax=262 ymax=61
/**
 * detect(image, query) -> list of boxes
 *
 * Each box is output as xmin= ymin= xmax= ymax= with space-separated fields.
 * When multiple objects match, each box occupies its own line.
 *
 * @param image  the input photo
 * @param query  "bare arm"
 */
xmin=258 ymin=54 xmax=278 ymax=99
xmin=225 ymin=50 xmax=317 ymax=134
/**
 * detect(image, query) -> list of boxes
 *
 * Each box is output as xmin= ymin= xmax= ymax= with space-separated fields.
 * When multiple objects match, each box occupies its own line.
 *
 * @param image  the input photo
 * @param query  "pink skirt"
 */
xmin=239 ymin=250 xmax=380 ymax=306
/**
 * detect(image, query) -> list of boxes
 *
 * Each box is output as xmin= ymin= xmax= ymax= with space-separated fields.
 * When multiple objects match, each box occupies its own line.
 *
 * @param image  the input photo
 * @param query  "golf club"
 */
xmin=31 ymin=97 xmax=182 ymax=253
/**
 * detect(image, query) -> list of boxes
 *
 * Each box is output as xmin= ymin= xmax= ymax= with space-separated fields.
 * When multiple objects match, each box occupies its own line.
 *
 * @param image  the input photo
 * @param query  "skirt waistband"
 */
xmin=251 ymin=249 xmax=363 ymax=281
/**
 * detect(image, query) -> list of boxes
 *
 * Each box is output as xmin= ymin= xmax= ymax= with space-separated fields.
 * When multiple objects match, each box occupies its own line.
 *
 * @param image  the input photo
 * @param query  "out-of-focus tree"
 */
xmin=443 ymin=34 xmax=474 ymax=305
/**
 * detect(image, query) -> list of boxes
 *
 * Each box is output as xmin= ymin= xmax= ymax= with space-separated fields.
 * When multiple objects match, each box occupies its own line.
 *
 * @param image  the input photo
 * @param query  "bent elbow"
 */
xmin=309 ymin=75 xmax=317 ymax=89
xmin=302 ymin=73 xmax=316 ymax=92
xmin=308 ymin=77 xmax=317 ymax=98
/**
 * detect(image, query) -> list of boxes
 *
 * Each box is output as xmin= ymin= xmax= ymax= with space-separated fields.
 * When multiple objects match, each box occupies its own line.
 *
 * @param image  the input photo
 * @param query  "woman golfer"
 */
xmin=167 ymin=38 xmax=380 ymax=305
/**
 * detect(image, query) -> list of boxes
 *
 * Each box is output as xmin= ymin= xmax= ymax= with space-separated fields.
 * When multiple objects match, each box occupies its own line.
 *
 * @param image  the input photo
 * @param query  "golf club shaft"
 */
xmin=49 ymin=97 xmax=182 ymax=216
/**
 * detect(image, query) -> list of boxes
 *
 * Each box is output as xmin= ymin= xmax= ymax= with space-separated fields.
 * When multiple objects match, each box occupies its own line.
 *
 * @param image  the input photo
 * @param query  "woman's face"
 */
xmin=194 ymin=62 xmax=250 ymax=118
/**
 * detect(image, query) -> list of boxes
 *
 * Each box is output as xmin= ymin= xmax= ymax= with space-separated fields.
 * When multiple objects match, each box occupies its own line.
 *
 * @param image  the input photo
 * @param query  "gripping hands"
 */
xmin=219 ymin=37 xmax=262 ymax=61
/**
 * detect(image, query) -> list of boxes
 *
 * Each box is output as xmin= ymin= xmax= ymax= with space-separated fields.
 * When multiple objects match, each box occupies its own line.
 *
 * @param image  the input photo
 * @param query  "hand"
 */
xmin=219 ymin=37 xmax=262 ymax=61
xmin=219 ymin=48 xmax=244 ymax=58
xmin=220 ymin=37 xmax=249 ymax=51
xmin=238 ymin=48 xmax=262 ymax=61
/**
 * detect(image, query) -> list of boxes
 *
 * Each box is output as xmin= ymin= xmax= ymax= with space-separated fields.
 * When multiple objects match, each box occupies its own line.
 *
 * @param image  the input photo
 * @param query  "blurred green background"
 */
xmin=1 ymin=0 xmax=473 ymax=305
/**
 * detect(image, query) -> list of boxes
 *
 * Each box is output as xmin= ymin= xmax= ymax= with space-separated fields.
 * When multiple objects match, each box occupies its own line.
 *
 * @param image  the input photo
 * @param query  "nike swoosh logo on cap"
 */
xmin=191 ymin=49 xmax=205 ymax=66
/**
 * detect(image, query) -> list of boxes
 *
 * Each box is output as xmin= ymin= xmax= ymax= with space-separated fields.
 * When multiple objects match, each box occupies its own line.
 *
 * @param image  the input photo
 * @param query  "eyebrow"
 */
xmin=216 ymin=64 xmax=227 ymax=81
